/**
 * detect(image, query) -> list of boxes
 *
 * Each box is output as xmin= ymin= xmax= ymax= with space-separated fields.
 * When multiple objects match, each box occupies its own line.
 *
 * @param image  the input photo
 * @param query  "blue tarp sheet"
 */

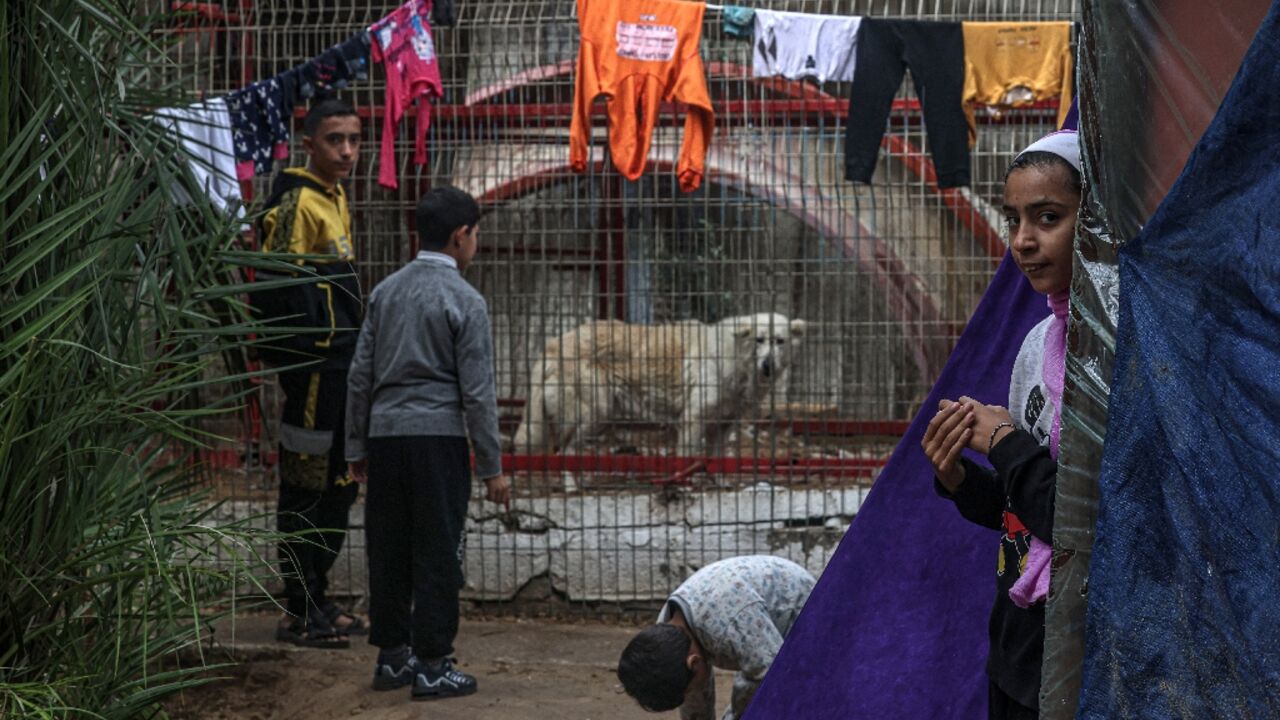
xmin=1079 ymin=3 xmax=1280 ymax=717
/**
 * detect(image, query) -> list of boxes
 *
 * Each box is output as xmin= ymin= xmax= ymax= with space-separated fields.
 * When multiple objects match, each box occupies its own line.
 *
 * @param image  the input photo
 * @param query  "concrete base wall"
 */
xmin=209 ymin=481 xmax=869 ymax=610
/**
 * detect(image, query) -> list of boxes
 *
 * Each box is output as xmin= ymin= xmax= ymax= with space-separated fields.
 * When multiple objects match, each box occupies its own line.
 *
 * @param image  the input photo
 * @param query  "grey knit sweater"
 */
xmin=345 ymin=254 xmax=502 ymax=479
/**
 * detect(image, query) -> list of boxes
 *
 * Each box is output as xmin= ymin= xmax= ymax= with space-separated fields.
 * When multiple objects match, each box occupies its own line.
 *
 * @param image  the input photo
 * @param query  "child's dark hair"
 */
xmin=302 ymin=97 xmax=358 ymax=137
xmin=617 ymin=624 xmax=695 ymax=712
xmin=1005 ymin=151 xmax=1082 ymax=195
xmin=415 ymin=186 xmax=481 ymax=251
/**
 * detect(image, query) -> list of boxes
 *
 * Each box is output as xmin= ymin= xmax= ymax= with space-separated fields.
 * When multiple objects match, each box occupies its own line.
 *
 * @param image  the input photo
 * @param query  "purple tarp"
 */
xmin=746 ymin=254 xmax=1049 ymax=719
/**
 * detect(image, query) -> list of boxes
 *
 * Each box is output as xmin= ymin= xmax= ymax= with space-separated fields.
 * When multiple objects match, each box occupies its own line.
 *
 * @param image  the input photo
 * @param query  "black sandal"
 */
xmin=322 ymin=602 xmax=368 ymax=636
xmin=275 ymin=615 xmax=351 ymax=649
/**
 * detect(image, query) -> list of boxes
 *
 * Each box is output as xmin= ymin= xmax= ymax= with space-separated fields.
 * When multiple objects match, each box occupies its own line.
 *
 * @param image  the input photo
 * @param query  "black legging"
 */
xmin=845 ymin=19 xmax=970 ymax=188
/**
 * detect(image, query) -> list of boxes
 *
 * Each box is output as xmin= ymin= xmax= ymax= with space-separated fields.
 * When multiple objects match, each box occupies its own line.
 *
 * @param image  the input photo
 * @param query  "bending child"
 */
xmin=617 ymin=555 xmax=816 ymax=720
xmin=921 ymin=131 xmax=1081 ymax=720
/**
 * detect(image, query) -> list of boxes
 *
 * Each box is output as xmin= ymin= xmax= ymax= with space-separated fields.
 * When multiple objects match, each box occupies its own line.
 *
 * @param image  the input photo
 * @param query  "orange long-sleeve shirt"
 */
xmin=569 ymin=0 xmax=714 ymax=192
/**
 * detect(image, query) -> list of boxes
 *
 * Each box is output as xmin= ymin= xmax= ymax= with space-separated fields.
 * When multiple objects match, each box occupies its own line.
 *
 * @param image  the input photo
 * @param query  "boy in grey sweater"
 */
xmin=345 ymin=186 xmax=509 ymax=702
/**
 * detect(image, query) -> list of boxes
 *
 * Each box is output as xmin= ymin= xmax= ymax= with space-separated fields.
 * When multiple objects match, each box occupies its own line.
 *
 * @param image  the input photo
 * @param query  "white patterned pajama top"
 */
xmin=656 ymin=556 xmax=817 ymax=720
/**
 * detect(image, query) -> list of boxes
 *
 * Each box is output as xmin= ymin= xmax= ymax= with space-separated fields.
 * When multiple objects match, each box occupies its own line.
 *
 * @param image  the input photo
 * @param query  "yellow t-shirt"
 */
xmin=260 ymin=167 xmax=354 ymax=261
xmin=962 ymin=22 xmax=1074 ymax=142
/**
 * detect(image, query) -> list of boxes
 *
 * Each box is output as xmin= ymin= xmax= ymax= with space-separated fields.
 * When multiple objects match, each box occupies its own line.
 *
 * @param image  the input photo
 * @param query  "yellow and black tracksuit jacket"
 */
xmin=251 ymin=167 xmax=363 ymax=370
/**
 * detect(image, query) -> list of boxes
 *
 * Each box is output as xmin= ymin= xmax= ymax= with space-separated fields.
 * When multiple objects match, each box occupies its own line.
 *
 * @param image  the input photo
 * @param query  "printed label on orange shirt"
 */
xmin=615 ymin=22 xmax=677 ymax=61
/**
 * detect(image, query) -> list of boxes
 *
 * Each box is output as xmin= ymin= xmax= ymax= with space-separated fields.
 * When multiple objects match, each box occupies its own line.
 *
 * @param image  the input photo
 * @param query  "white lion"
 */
xmin=513 ymin=313 xmax=806 ymax=454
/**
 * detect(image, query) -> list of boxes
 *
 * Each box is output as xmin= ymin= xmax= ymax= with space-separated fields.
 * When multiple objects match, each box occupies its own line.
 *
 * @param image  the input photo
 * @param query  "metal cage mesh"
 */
xmin=166 ymin=0 xmax=1077 ymax=612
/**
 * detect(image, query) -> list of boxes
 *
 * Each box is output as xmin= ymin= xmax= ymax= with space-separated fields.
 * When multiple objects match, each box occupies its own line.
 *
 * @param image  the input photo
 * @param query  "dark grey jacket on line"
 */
xmin=344 ymin=255 xmax=502 ymax=479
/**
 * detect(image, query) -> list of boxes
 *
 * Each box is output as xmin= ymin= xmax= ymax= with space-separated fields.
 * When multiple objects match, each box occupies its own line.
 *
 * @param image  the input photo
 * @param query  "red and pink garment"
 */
xmin=369 ymin=0 xmax=444 ymax=190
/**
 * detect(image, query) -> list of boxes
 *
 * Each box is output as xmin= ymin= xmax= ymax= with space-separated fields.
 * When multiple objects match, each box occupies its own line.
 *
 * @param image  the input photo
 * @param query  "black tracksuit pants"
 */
xmin=365 ymin=435 xmax=472 ymax=660
xmin=845 ymin=18 xmax=970 ymax=188
xmin=276 ymin=369 xmax=358 ymax=620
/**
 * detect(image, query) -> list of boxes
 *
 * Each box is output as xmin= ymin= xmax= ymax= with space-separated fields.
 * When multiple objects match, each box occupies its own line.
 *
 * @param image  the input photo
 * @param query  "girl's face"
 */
xmin=1003 ymin=164 xmax=1080 ymax=295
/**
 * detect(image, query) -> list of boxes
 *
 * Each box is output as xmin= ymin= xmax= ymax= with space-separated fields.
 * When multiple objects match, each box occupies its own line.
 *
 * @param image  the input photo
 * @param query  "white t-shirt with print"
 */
xmin=752 ymin=10 xmax=862 ymax=84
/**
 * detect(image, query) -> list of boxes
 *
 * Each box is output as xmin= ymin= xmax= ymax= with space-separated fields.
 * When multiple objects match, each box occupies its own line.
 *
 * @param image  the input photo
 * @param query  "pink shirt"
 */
xmin=370 ymin=0 xmax=444 ymax=189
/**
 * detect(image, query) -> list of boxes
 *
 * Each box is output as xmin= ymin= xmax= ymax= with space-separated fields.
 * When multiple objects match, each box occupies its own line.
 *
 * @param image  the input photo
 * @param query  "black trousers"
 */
xmin=844 ymin=18 xmax=970 ymax=188
xmin=276 ymin=369 xmax=358 ymax=620
xmin=989 ymin=681 xmax=1039 ymax=720
xmin=365 ymin=435 xmax=472 ymax=660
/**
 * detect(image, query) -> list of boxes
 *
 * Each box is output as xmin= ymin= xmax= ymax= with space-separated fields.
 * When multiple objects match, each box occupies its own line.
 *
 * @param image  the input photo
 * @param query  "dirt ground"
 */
xmin=164 ymin=613 xmax=735 ymax=720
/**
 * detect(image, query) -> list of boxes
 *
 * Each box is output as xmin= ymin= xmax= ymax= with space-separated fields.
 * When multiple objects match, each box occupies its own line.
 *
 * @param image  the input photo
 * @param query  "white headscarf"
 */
xmin=1014 ymin=129 xmax=1081 ymax=173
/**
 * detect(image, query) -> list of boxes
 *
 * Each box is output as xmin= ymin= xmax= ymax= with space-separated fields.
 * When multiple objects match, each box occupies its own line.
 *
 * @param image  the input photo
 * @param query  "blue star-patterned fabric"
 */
xmin=226 ymin=76 xmax=293 ymax=180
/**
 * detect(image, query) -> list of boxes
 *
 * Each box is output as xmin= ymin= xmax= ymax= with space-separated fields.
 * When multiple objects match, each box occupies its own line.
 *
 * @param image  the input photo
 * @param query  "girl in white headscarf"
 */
xmin=921 ymin=130 xmax=1081 ymax=720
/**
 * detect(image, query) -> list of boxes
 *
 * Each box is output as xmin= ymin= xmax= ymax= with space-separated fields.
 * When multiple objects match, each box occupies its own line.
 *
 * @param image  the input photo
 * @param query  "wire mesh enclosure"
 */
xmin=168 ymin=0 xmax=1077 ymax=612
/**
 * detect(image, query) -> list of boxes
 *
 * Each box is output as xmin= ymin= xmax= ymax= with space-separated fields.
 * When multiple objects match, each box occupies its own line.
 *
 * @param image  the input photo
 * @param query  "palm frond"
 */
xmin=1 ymin=2 xmax=285 ymax=717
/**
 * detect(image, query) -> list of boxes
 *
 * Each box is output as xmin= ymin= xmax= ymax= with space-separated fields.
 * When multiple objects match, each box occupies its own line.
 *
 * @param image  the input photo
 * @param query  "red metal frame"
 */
xmin=476 ymin=154 xmax=934 ymax=472
xmin=196 ymin=447 xmax=886 ymax=484
xmin=172 ymin=1 xmax=242 ymax=24
xmin=494 ymin=399 xmax=909 ymax=438
xmin=506 ymin=453 xmax=884 ymax=484
xmin=292 ymin=99 xmax=1049 ymax=133
xmin=166 ymin=1 xmax=243 ymax=42
xmin=598 ymin=175 xmax=627 ymax=320
xmin=458 ymin=58 xmax=1018 ymax=455
xmin=226 ymin=24 xmax=1045 ymax=469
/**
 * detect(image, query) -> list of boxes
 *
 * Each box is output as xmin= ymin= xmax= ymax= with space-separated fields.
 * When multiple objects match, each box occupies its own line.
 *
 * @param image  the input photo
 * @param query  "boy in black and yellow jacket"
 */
xmin=253 ymin=97 xmax=365 ymax=648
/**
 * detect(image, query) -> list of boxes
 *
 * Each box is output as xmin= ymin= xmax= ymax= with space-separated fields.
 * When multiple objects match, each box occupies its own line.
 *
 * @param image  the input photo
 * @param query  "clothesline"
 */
xmin=155 ymin=0 xmax=441 ymax=213
xmin=162 ymin=0 xmax=1072 ymax=210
